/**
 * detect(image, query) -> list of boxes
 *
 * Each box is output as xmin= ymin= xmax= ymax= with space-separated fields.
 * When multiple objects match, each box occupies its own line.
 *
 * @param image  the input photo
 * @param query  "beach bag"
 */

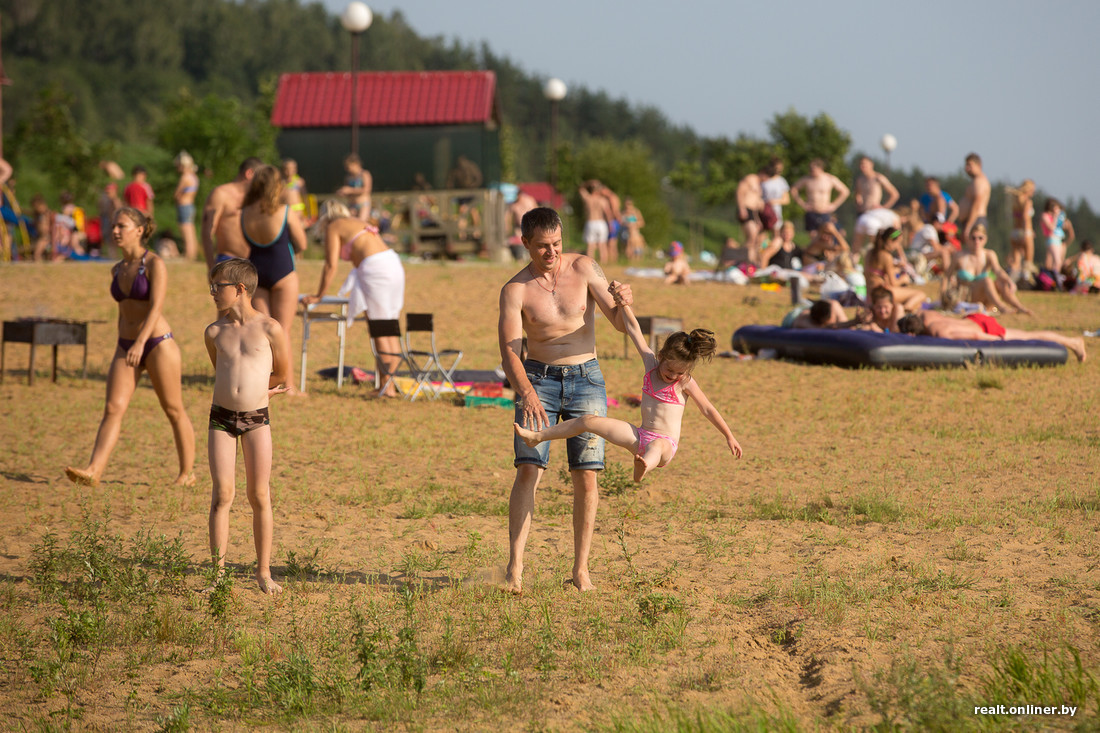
xmin=1035 ymin=268 xmax=1058 ymax=292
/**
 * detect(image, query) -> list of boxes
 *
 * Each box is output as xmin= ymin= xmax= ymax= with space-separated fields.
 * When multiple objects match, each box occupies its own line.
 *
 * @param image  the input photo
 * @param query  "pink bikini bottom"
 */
xmin=637 ymin=427 xmax=678 ymax=459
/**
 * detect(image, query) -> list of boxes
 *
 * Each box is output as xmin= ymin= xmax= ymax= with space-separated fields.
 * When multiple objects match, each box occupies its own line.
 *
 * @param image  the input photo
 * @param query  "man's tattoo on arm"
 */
xmin=591 ymin=260 xmax=607 ymax=282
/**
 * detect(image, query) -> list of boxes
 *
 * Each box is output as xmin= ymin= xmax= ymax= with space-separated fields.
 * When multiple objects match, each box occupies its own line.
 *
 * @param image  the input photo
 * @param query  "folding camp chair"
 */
xmin=366 ymin=318 xmax=423 ymax=400
xmin=403 ymin=313 xmax=464 ymax=400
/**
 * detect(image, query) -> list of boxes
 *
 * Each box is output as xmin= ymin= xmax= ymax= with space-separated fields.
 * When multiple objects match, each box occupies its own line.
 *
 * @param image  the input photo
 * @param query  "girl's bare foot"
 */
xmin=257 ymin=574 xmax=282 ymax=595
xmin=174 ymin=472 xmax=196 ymax=487
xmin=513 ymin=423 xmax=542 ymax=448
xmin=65 ymin=466 xmax=99 ymax=488
xmin=633 ymin=454 xmax=650 ymax=482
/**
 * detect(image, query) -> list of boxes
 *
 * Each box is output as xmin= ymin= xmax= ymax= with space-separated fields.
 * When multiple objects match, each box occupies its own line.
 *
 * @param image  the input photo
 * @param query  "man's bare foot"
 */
xmin=1069 ymin=337 xmax=1086 ymax=363
xmin=633 ymin=454 xmax=650 ymax=482
xmin=257 ymin=574 xmax=282 ymax=595
xmin=503 ymin=564 xmax=523 ymax=595
xmin=568 ymin=570 xmax=595 ymax=592
xmin=174 ymin=472 xmax=196 ymax=487
xmin=513 ymin=423 xmax=542 ymax=448
xmin=65 ymin=466 xmax=99 ymax=488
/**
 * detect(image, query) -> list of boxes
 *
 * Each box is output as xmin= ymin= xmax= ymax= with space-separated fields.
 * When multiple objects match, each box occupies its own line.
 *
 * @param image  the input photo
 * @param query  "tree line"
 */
xmin=1 ymin=0 xmax=1093 ymax=251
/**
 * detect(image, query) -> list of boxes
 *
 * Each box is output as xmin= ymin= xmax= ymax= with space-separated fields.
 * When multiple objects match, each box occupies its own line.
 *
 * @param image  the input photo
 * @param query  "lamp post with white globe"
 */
xmin=340 ymin=2 xmax=373 ymax=158
xmin=543 ymin=78 xmax=567 ymax=192
xmin=880 ymin=133 xmax=897 ymax=170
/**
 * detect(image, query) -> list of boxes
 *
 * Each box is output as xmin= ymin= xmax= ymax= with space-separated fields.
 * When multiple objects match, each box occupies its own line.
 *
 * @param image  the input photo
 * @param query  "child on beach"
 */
xmin=514 ymin=304 xmax=742 ymax=481
xmin=204 ymin=258 xmax=291 ymax=594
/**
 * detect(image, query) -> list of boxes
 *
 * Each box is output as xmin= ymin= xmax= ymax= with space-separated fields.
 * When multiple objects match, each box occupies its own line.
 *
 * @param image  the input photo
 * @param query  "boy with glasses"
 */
xmin=204 ymin=258 xmax=291 ymax=594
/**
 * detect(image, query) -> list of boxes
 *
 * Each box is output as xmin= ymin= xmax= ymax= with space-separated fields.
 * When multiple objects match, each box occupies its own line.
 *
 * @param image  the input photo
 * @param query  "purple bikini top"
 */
xmin=110 ymin=252 xmax=150 ymax=302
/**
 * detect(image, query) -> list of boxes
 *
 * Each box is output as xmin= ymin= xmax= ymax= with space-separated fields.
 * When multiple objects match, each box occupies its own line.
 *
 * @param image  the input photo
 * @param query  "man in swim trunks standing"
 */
xmin=897 ymin=309 xmax=1086 ymax=362
xmin=958 ymin=152 xmax=991 ymax=241
xmin=498 ymin=206 xmax=633 ymax=593
xmin=791 ymin=159 xmax=850 ymax=237
xmin=201 ymin=157 xmax=263 ymax=273
xmin=853 ymin=156 xmax=899 ymax=216
xmin=736 ymin=169 xmax=765 ymax=266
xmin=578 ymin=181 xmax=612 ymax=262
xmin=204 ymin=258 xmax=292 ymax=594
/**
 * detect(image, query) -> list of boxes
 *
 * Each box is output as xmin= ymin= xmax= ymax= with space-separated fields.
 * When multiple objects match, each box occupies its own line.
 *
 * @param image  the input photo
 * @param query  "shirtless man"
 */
xmin=498 ymin=207 xmax=633 ymax=593
xmin=853 ymin=156 xmax=899 ymax=216
xmin=735 ymin=170 xmax=765 ymax=265
xmin=958 ymin=153 xmax=991 ymax=241
xmin=507 ymin=189 xmax=539 ymax=258
xmin=578 ymin=181 xmax=612 ymax=262
xmin=898 ymin=309 xmax=1086 ymax=363
xmin=791 ymin=159 xmax=850 ymax=237
xmin=202 ymin=157 xmax=263 ymax=273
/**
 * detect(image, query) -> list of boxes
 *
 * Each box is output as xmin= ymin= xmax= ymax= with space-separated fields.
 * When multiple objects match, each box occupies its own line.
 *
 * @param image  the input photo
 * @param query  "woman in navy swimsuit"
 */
xmin=240 ymin=165 xmax=308 ymax=392
xmin=66 ymin=207 xmax=195 ymax=488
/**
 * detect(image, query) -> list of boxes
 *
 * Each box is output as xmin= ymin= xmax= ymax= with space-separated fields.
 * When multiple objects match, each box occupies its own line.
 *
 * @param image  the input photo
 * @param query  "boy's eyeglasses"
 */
xmin=209 ymin=282 xmax=238 ymax=295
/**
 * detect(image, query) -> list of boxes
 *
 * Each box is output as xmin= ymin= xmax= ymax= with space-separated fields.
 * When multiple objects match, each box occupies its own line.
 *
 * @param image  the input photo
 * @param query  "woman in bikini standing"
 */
xmin=302 ymin=199 xmax=405 ymax=396
xmin=173 ymin=151 xmax=200 ymax=261
xmin=66 ymin=207 xmax=195 ymax=488
xmin=239 ymin=165 xmax=307 ymax=391
xmin=1006 ymin=179 xmax=1035 ymax=280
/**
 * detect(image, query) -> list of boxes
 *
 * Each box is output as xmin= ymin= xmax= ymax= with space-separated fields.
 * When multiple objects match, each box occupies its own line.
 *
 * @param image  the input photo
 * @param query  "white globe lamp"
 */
xmin=880 ymin=133 xmax=897 ymax=168
xmin=340 ymin=2 xmax=373 ymax=33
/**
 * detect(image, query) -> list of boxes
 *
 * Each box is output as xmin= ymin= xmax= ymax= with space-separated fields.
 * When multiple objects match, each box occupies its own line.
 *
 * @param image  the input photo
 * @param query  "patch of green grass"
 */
xmin=859 ymin=644 xmax=1100 ymax=731
xmin=605 ymin=701 xmax=804 ymax=732
xmin=847 ymin=491 xmax=907 ymax=524
xmin=400 ymin=496 xmax=506 ymax=518
xmin=945 ymin=539 xmax=987 ymax=562
xmin=976 ymin=374 xmax=1004 ymax=390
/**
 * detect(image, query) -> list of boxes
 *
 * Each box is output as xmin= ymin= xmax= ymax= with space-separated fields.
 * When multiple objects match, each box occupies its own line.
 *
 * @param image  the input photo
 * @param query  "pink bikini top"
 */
xmin=642 ymin=369 xmax=684 ymax=405
xmin=340 ymin=224 xmax=380 ymax=261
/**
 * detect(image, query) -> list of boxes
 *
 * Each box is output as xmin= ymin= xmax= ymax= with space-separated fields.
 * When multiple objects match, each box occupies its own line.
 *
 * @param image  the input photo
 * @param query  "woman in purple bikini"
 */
xmin=66 ymin=207 xmax=195 ymax=488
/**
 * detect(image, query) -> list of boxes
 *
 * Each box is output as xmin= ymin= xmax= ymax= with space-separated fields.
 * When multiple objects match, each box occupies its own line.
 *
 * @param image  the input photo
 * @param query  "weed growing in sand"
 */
xmin=29 ymin=530 xmax=63 ymax=597
xmin=266 ymin=653 xmax=321 ymax=716
xmin=983 ymin=645 xmax=1099 ymax=715
xmin=351 ymin=590 xmax=429 ymax=697
xmin=976 ymin=374 xmax=1004 ymax=390
xmin=945 ymin=539 xmax=987 ymax=562
xmin=606 ymin=702 xmax=803 ymax=732
xmin=858 ymin=644 xmax=1099 ymax=730
xmin=559 ymin=461 xmax=633 ymax=495
xmin=154 ymin=702 xmax=191 ymax=733
xmin=205 ymin=567 xmax=234 ymax=620
xmin=285 ymin=547 xmax=324 ymax=580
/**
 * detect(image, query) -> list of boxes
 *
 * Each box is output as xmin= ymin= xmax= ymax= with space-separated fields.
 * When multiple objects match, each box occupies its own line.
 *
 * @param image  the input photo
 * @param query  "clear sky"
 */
xmin=321 ymin=0 xmax=1100 ymax=207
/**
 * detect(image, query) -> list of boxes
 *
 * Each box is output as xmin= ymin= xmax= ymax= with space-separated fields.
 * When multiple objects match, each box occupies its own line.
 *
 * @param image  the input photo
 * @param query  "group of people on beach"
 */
xmin=577 ymin=180 xmax=648 ymax=264
xmin=63 ymin=154 xmax=405 ymax=594
xmin=61 ymin=182 xmax=744 ymax=597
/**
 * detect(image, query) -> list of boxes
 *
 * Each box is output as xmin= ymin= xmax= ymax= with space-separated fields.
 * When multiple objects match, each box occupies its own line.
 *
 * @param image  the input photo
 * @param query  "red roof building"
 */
xmin=272 ymin=70 xmax=501 ymax=194
xmin=273 ymin=71 xmax=500 ymax=129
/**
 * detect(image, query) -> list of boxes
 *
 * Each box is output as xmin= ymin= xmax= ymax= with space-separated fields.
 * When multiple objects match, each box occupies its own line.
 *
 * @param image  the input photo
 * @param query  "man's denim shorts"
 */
xmin=513 ymin=358 xmax=606 ymax=471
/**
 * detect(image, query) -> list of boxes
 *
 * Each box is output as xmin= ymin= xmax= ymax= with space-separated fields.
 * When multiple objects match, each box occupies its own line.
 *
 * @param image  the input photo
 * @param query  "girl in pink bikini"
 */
xmin=515 ymin=304 xmax=742 ymax=482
